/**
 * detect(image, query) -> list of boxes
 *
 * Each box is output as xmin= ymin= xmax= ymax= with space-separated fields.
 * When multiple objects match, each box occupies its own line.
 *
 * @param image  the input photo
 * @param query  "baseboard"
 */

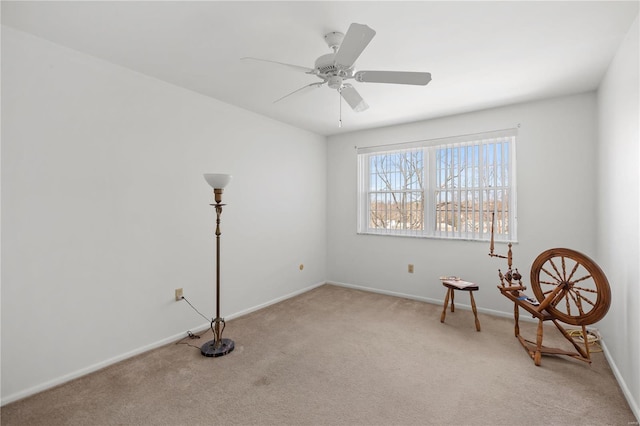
xmin=600 ymin=340 xmax=640 ymax=422
xmin=1 ymin=327 xmax=196 ymax=406
xmin=1 ymin=280 xmax=326 ymax=406
xmin=326 ymin=280 xmax=523 ymax=321
xmin=226 ymin=281 xmax=326 ymax=321
xmin=327 ymin=280 xmax=443 ymax=305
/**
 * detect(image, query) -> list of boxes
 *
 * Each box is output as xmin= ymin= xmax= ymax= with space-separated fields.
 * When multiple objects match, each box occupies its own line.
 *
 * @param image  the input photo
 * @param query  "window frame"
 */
xmin=356 ymin=128 xmax=517 ymax=242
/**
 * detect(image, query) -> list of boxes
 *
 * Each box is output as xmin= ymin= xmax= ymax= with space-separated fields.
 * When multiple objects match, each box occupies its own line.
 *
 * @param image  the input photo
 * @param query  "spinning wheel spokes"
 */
xmin=542 ymin=264 xmax=562 ymax=282
xmin=568 ymin=290 xmax=588 ymax=317
xmin=531 ymin=248 xmax=611 ymax=326
xmin=572 ymin=274 xmax=594 ymax=285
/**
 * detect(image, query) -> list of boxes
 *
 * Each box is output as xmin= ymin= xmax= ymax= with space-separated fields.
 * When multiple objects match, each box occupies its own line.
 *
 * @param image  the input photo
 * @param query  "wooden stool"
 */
xmin=440 ymin=279 xmax=481 ymax=331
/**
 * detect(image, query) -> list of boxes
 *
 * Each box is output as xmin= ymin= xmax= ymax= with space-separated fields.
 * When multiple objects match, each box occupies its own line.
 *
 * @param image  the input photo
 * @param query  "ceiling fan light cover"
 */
xmin=341 ymin=85 xmax=369 ymax=112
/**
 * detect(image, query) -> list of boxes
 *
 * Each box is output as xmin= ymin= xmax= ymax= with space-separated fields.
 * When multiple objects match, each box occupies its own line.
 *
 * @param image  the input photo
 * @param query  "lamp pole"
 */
xmin=201 ymin=174 xmax=235 ymax=357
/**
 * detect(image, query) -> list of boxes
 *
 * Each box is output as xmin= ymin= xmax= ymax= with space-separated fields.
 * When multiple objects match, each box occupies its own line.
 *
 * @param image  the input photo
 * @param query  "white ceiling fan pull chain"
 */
xmin=338 ymin=89 xmax=343 ymax=128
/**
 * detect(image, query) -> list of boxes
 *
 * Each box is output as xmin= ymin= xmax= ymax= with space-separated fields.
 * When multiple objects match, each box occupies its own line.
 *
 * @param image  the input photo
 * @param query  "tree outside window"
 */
xmin=357 ymin=129 xmax=516 ymax=241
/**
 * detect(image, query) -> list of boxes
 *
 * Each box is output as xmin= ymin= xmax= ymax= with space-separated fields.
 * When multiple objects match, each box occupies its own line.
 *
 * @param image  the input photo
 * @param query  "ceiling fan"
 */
xmin=241 ymin=23 xmax=432 ymax=115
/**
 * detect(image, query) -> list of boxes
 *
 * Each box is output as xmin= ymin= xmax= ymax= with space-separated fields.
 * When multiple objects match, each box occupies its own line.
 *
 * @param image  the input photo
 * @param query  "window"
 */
xmin=357 ymin=129 xmax=517 ymax=241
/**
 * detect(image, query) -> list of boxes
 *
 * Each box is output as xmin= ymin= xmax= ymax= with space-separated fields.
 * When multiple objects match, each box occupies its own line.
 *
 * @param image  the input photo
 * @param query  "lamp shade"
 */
xmin=204 ymin=173 xmax=232 ymax=189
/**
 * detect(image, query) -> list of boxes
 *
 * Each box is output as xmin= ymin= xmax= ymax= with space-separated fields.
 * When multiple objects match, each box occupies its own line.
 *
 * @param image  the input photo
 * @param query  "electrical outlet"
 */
xmin=408 ymin=264 xmax=414 ymax=273
xmin=175 ymin=288 xmax=183 ymax=301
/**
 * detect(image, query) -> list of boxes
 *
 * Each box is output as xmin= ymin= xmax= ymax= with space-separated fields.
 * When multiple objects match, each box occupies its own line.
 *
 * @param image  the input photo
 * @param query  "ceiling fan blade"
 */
xmin=340 ymin=84 xmax=369 ymax=112
xmin=334 ymin=23 xmax=376 ymax=69
xmin=354 ymin=70 xmax=432 ymax=85
xmin=241 ymin=57 xmax=314 ymax=74
xmin=274 ymin=82 xmax=325 ymax=103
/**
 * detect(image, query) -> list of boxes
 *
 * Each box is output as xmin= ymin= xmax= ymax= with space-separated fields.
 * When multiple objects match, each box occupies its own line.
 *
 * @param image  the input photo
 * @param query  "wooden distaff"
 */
xmin=488 ymin=211 xmax=514 ymax=276
xmin=489 ymin=212 xmax=495 ymax=254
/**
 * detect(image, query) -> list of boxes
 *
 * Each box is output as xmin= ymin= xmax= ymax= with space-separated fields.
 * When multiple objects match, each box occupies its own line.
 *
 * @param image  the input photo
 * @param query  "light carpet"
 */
xmin=1 ymin=284 xmax=635 ymax=425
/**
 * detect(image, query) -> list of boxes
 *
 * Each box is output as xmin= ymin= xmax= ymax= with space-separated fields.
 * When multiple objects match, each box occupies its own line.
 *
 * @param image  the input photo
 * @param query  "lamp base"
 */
xmin=200 ymin=338 xmax=235 ymax=357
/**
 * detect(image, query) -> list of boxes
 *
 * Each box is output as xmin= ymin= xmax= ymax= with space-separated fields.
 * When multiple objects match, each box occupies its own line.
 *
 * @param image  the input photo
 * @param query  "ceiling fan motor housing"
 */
xmin=315 ymin=53 xmax=339 ymax=75
xmin=324 ymin=31 xmax=344 ymax=51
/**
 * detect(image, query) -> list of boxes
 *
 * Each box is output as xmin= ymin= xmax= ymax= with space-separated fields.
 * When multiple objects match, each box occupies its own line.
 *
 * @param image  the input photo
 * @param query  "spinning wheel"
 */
xmin=488 ymin=214 xmax=612 ymax=365
xmin=530 ymin=248 xmax=611 ymax=326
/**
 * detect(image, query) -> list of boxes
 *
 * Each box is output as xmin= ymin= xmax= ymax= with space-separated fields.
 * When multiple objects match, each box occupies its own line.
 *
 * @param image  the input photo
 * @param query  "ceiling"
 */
xmin=2 ymin=1 xmax=638 ymax=136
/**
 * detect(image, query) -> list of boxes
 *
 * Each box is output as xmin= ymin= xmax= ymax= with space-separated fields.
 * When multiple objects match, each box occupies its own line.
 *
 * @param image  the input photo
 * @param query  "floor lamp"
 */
xmin=201 ymin=173 xmax=235 ymax=357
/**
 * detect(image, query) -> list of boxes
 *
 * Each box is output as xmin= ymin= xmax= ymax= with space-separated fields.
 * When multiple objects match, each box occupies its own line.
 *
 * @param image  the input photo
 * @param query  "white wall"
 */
xmin=327 ymin=93 xmax=599 ymax=316
xmin=596 ymin=15 xmax=640 ymax=418
xmin=1 ymin=27 xmax=327 ymax=404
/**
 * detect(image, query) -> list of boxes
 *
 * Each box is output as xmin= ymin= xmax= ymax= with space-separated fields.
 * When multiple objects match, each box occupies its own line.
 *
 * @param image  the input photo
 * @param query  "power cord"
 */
xmin=180 ymin=296 xmax=211 ymax=322
xmin=175 ymin=330 xmax=206 ymax=349
xmin=174 ymin=296 xmax=214 ymax=350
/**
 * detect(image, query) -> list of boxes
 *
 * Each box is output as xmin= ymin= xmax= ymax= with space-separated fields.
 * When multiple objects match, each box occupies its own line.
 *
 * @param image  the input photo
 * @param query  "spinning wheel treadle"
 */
xmin=530 ymin=248 xmax=611 ymax=326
